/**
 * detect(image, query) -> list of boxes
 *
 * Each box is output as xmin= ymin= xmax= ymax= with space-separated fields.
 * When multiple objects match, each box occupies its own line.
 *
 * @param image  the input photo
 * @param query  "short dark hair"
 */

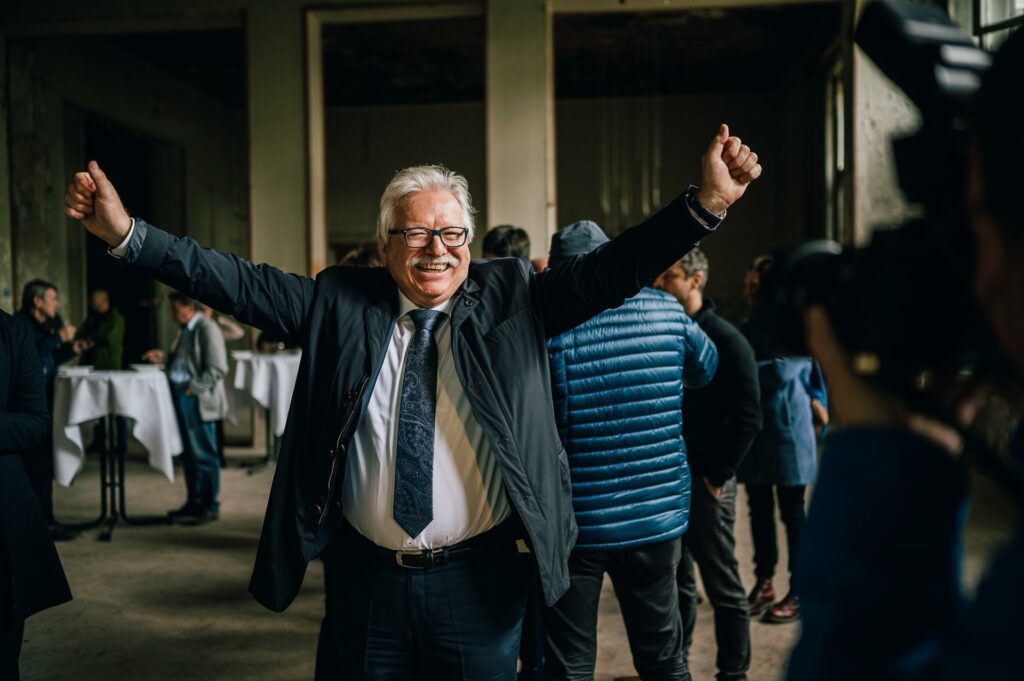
xmin=168 ymin=291 xmax=198 ymax=310
xmin=677 ymin=248 xmax=710 ymax=291
xmin=20 ymin=279 xmax=57 ymax=312
xmin=483 ymin=225 xmax=530 ymax=259
xmin=976 ymin=28 xmax=1024 ymax=240
xmin=338 ymin=243 xmax=382 ymax=268
xmin=748 ymin=254 xmax=774 ymax=276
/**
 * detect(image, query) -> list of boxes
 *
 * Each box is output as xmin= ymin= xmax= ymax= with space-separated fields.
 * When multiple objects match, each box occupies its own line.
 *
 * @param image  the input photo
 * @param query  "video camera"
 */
xmin=754 ymin=1 xmax=1009 ymax=425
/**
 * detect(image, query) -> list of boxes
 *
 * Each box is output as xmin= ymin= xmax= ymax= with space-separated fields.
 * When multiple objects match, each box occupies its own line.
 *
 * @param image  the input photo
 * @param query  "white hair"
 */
xmin=376 ymin=165 xmax=477 ymax=250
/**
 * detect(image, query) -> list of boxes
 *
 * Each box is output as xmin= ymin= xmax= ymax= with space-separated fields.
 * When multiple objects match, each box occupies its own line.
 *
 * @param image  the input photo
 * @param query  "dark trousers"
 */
xmin=745 ymin=484 xmax=807 ymax=585
xmin=0 ymin=543 xmax=24 ymax=681
xmin=544 ymin=538 xmax=690 ymax=681
xmin=319 ymin=523 xmax=527 ymax=680
xmin=171 ymin=390 xmax=220 ymax=512
xmin=678 ymin=479 xmax=751 ymax=681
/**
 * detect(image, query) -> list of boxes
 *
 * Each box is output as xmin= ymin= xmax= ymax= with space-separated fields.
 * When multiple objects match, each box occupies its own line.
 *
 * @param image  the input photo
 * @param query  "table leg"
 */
xmin=63 ymin=416 xmax=110 ymax=532
xmin=244 ymin=407 xmax=277 ymax=475
xmin=99 ymin=415 xmax=119 ymax=542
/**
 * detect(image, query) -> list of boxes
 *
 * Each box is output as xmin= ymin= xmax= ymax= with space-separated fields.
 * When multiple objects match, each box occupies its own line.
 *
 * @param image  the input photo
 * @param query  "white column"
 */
xmin=486 ymin=0 xmax=556 ymax=259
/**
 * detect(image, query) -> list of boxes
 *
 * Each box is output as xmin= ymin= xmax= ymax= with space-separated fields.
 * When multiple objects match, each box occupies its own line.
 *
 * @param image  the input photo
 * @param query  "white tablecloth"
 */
xmin=52 ymin=370 xmax=183 ymax=487
xmin=232 ymin=351 xmax=301 ymax=437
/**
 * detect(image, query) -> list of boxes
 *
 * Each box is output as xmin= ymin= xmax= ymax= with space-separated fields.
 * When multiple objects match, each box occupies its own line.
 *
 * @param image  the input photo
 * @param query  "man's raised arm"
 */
xmin=534 ymin=124 xmax=761 ymax=339
xmin=64 ymin=161 xmax=314 ymax=341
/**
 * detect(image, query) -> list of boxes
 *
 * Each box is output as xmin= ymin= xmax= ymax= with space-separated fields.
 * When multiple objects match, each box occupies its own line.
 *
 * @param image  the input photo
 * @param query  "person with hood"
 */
xmin=544 ymin=220 xmax=718 ymax=681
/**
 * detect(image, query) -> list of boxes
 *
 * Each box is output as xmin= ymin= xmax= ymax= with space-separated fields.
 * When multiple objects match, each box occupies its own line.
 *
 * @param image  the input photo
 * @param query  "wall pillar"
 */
xmin=247 ymin=3 xmax=308 ymax=274
xmin=486 ymin=0 xmax=556 ymax=259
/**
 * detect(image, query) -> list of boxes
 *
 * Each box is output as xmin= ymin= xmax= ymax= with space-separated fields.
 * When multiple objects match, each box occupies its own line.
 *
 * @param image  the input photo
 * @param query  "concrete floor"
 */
xmin=20 ymin=444 xmax=1014 ymax=681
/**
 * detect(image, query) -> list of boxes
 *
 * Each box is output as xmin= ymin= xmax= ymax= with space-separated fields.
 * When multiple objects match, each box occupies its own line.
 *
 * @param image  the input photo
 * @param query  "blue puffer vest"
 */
xmin=547 ymin=287 xmax=718 ymax=550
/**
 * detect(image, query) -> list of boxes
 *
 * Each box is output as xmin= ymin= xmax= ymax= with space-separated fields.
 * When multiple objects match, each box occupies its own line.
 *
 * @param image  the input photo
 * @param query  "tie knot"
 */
xmin=407 ymin=308 xmax=445 ymax=335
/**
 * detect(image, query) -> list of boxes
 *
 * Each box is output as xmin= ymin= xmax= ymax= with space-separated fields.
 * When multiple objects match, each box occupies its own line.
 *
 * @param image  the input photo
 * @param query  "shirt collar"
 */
xmin=184 ymin=313 xmax=201 ymax=332
xmin=398 ymin=291 xmax=454 ymax=319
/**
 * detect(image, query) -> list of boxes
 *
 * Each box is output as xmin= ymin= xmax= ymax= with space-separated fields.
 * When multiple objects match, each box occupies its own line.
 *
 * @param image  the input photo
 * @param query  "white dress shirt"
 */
xmin=342 ymin=293 xmax=510 ymax=550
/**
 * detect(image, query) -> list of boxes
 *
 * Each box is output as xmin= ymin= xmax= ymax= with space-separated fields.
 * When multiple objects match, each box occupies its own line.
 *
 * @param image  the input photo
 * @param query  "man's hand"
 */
xmin=58 ymin=325 xmax=77 ymax=343
xmin=696 ymin=124 xmax=762 ymax=215
xmin=703 ymin=477 xmax=723 ymax=500
xmin=143 ymin=349 xmax=165 ymax=365
xmin=805 ymin=306 xmax=977 ymax=456
xmin=811 ymin=398 xmax=829 ymax=427
xmin=64 ymin=161 xmax=132 ymax=247
xmin=72 ymin=339 xmax=94 ymax=355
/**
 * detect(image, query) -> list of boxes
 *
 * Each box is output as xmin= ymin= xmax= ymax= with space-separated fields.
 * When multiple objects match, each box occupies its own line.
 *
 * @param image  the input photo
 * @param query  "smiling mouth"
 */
xmin=415 ymin=263 xmax=451 ymax=273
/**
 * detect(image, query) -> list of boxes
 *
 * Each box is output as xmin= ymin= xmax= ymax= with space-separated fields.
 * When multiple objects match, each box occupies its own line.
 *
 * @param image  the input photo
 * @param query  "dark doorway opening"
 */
xmin=77 ymin=111 xmax=185 ymax=367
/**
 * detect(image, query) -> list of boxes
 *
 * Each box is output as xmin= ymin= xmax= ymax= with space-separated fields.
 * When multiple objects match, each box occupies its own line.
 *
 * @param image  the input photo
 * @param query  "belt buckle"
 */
xmin=394 ymin=547 xmax=444 ymax=569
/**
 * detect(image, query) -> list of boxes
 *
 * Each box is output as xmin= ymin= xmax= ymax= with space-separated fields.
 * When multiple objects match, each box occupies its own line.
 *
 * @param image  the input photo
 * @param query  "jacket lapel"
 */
xmin=450 ymin=276 xmax=482 ymax=332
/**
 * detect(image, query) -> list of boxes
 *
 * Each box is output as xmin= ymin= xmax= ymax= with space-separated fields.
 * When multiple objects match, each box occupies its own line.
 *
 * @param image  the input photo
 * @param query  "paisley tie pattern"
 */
xmin=393 ymin=309 xmax=445 ymax=538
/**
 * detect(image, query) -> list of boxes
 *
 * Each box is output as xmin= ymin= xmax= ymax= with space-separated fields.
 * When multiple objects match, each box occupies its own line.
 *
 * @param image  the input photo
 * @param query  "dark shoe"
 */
xmin=747 ymin=577 xmax=775 ymax=617
xmin=181 ymin=509 xmax=220 ymax=526
xmin=48 ymin=523 xmax=81 ymax=542
xmin=763 ymin=592 xmax=799 ymax=623
xmin=167 ymin=503 xmax=204 ymax=521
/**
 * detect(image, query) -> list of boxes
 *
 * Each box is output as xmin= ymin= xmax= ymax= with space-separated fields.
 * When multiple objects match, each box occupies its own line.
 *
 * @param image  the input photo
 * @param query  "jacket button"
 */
xmin=345 ymin=390 xmax=356 ymax=400
xmin=464 ymin=299 xmax=474 ymax=307
xmin=313 ymin=503 xmax=323 ymax=517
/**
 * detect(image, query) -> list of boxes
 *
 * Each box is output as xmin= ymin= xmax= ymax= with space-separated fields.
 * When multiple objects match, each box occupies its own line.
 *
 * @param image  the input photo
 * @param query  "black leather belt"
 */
xmin=343 ymin=521 xmax=514 ymax=571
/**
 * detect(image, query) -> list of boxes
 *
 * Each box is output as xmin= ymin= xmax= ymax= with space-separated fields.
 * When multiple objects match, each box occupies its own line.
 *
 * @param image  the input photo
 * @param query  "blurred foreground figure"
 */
xmin=788 ymin=25 xmax=1024 ymax=681
xmin=0 ymin=310 xmax=72 ymax=679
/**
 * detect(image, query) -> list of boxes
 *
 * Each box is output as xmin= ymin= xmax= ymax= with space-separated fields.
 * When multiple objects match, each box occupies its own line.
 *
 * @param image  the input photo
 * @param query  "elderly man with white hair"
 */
xmin=63 ymin=124 xmax=761 ymax=679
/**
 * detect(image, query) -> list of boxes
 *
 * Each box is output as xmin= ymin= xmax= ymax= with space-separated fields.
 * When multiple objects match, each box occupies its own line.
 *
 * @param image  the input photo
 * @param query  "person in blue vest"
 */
xmin=543 ymin=220 xmax=719 ymax=681
xmin=738 ymin=255 xmax=828 ymax=625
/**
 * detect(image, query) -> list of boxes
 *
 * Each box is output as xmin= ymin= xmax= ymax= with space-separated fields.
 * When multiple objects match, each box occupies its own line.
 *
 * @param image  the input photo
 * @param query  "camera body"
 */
xmin=755 ymin=1 xmax=1006 ymax=421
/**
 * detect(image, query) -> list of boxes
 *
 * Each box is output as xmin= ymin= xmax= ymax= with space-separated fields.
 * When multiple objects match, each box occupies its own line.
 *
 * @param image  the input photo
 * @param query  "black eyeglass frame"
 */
xmin=387 ymin=227 xmax=469 ymax=248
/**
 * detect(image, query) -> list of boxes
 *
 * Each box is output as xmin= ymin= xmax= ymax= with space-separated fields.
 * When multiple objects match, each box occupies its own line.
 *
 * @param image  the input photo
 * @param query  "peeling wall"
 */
xmin=6 ymin=36 xmax=247 ymax=332
xmin=853 ymin=50 xmax=920 ymax=241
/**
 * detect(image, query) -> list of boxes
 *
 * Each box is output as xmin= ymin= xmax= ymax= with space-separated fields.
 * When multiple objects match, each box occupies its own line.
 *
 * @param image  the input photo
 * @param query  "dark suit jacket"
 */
xmin=117 ymin=195 xmax=710 ymax=611
xmin=0 ymin=310 xmax=72 ymax=621
xmin=683 ymin=299 xmax=762 ymax=486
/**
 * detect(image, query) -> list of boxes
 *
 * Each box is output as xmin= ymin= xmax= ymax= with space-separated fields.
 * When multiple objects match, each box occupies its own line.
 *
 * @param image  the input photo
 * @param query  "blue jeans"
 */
xmin=320 ymin=522 xmax=527 ymax=680
xmin=172 ymin=389 xmax=220 ymax=512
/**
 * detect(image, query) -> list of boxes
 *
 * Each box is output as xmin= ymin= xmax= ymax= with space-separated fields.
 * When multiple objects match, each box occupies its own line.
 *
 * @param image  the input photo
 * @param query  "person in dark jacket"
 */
xmin=543 ymin=220 xmax=718 ymax=681
xmin=15 ymin=280 xmax=83 ymax=541
xmin=654 ymin=248 xmax=762 ymax=681
xmin=787 ymin=24 xmax=1024 ymax=681
xmin=78 ymin=288 xmax=127 ymax=455
xmin=65 ymin=125 xmax=761 ymax=678
xmin=0 ymin=309 xmax=72 ymax=679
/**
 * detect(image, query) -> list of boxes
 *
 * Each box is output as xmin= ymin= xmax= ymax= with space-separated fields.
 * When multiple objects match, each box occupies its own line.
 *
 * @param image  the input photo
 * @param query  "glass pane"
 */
xmin=982 ymin=0 xmax=1024 ymax=27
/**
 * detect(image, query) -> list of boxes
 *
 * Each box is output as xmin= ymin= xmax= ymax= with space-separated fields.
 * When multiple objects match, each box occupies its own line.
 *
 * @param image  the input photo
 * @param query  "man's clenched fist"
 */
xmin=64 ymin=160 xmax=133 ymax=247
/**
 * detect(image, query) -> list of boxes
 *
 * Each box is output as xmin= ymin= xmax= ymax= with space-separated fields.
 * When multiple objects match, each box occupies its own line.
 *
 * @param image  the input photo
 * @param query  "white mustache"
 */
xmin=411 ymin=254 xmax=459 ymax=268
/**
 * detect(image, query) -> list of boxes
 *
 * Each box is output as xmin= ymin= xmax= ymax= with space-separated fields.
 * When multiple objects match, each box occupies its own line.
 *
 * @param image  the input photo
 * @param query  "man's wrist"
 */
xmin=685 ymin=185 xmax=727 ymax=228
xmin=693 ymin=188 xmax=729 ymax=217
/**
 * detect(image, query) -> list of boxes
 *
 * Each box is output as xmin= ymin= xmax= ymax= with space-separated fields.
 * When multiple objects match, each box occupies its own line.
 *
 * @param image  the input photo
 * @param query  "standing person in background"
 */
xmin=544 ymin=221 xmax=718 ymax=681
xmin=654 ymin=248 xmax=761 ymax=681
xmin=15 ymin=280 xmax=84 ymax=541
xmin=78 ymin=288 xmax=126 ymax=455
xmin=199 ymin=302 xmax=245 ymax=466
xmin=482 ymin=224 xmax=531 ymax=260
xmin=739 ymin=256 xmax=828 ymax=625
xmin=145 ymin=293 xmax=229 ymax=525
xmin=0 ymin=308 xmax=72 ymax=679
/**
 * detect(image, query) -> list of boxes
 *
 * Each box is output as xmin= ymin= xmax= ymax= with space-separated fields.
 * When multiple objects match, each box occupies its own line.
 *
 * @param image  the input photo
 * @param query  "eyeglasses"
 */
xmin=388 ymin=227 xmax=468 ymax=248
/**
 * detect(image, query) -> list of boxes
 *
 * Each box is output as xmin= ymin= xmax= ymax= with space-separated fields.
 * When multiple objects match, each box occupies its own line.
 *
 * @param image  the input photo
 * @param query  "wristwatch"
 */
xmin=684 ymin=185 xmax=726 ymax=229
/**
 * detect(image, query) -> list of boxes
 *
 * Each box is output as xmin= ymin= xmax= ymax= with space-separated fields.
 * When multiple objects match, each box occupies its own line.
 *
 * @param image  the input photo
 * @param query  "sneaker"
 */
xmin=747 ymin=578 xmax=775 ymax=617
xmin=167 ymin=503 xmax=204 ymax=521
xmin=763 ymin=592 xmax=800 ymax=624
xmin=181 ymin=509 xmax=220 ymax=526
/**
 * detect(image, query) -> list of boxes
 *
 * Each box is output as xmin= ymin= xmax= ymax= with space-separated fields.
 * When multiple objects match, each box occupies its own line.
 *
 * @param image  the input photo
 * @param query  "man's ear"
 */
xmin=691 ymin=271 xmax=705 ymax=289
